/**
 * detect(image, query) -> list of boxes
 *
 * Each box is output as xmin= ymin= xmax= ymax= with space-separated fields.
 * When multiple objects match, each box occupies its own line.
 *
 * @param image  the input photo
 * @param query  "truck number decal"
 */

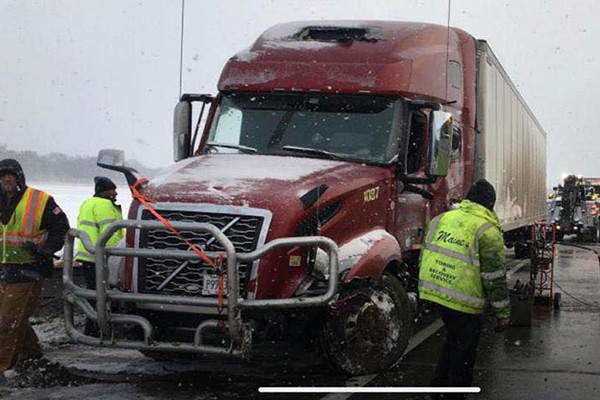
xmin=363 ymin=186 xmax=380 ymax=203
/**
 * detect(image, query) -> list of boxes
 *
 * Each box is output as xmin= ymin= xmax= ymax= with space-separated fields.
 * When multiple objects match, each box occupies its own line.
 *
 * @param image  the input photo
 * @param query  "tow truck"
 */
xmin=547 ymin=176 xmax=600 ymax=242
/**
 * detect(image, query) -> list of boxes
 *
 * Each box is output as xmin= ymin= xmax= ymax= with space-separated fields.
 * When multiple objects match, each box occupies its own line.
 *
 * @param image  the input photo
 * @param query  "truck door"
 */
xmin=394 ymin=110 xmax=430 ymax=253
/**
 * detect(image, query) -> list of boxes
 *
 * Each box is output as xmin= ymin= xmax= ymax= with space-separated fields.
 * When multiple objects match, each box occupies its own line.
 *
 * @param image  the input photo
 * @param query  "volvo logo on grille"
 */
xmin=184 ymin=283 xmax=202 ymax=293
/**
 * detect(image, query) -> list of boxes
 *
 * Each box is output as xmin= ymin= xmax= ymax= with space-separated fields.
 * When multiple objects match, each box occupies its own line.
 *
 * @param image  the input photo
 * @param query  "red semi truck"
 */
xmin=64 ymin=21 xmax=546 ymax=374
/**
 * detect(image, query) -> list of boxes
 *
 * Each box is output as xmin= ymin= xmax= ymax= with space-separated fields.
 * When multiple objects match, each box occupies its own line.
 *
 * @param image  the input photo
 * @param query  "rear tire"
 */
xmin=320 ymin=273 xmax=413 ymax=375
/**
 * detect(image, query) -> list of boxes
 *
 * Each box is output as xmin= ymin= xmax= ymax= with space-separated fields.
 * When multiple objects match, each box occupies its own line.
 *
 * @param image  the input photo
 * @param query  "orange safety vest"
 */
xmin=1 ymin=187 xmax=50 ymax=264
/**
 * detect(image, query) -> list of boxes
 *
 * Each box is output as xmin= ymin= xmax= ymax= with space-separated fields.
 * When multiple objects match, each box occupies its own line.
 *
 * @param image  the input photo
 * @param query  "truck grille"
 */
xmin=137 ymin=208 xmax=265 ymax=298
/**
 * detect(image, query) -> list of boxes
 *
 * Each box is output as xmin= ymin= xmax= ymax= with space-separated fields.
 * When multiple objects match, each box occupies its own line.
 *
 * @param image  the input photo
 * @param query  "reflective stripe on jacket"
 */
xmin=1 ymin=187 xmax=50 ymax=264
xmin=75 ymin=197 xmax=124 ymax=262
xmin=418 ymin=200 xmax=510 ymax=319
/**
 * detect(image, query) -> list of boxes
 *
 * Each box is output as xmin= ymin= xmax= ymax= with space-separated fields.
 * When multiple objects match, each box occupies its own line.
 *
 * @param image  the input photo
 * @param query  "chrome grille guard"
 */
xmin=63 ymin=220 xmax=339 ymax=357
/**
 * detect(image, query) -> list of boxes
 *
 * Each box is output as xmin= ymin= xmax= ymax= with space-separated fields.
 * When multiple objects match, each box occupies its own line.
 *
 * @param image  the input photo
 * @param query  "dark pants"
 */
xmin=432 ymin=306 xmax=482 ymax=399
xmin=81 ymin=261 xmax=99 ymax=336
xmin=0 ymin=281 xmax=43 ymax=371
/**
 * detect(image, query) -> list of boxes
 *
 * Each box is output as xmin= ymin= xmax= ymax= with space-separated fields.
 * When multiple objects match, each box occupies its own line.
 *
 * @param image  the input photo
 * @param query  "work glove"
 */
xmin=494 ymin=318 xmax=510 ymax=333
xmin=24 ymin=241 xmax=54 ymax=262
xmin=23 ymin=241 xmax=39 ymax=255
xmin=21 ymin=242 xmax=55 ymax=279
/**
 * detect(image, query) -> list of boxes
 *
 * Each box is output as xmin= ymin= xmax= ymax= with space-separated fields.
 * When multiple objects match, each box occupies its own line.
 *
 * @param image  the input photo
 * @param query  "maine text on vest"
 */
xmin=436 ymin=230 xmax=468 ymax=248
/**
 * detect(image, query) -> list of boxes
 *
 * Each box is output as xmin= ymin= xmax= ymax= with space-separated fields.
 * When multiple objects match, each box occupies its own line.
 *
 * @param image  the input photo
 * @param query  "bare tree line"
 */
xmin=0 ymin=144 xmax=159 ymax=183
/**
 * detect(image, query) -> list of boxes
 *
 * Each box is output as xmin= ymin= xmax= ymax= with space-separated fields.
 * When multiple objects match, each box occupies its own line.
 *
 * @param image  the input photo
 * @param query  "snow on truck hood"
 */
xmin=145 ymin=154 xmax=386 ymax=207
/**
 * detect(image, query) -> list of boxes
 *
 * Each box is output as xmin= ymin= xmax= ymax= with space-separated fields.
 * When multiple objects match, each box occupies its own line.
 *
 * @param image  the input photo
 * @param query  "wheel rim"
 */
xmin=347 ymin=291 xmax=400 ymax=347
xmin=321 ymin=276 xmax=412 ymax=375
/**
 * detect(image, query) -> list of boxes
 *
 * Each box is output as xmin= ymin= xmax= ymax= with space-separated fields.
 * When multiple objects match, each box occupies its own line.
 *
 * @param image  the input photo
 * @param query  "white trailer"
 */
xmin=474 ymin=40 xmax=547 ymax=249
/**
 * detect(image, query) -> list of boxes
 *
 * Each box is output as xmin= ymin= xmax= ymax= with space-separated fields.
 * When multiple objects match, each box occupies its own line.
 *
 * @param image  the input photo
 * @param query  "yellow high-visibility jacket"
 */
xmin=418 ymin=200 xmax=510 ymax=319
xmin=1 ymin=187 xmax=50 ymax=264
xmin=75 ymin=197 xmax=124 ymax=263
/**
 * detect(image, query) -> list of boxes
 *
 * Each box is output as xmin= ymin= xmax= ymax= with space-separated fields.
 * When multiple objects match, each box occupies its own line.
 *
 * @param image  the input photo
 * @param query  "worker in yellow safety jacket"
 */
xmin=418 ymin=179 xmax=509 ymax=395
xmin=75 ymin=176 xmax=124 ymax=336
xmin=0 ymin=158 xmax=70 ymax=372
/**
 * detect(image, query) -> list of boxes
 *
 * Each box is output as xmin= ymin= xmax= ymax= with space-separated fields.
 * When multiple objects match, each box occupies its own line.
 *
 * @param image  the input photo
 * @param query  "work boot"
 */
xmin=17 ymin=324 xmax=43 ymax=362
xmin=15 ymin=349 xmax=42 ymax=363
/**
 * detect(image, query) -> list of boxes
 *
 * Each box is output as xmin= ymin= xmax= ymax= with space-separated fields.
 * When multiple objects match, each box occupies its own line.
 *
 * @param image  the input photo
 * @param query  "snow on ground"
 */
xmin=33 ymin=313 xmax=208 ymax=376
xmin=1 ymin=312 xmax=216 ymax=399
xmin=1 ymin=383 xmax=164 ymax=400
xmin=48 ymin=345 xmax=208 ymax=376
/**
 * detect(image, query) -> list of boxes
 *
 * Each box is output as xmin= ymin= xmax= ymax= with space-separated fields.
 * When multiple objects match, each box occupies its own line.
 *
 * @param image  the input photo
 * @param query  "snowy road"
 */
xmin=1 ymin=297 xmax=435 ymax=399
xmin=1 ymin=311 xmax=350 ymax=399
xmin=0 ymin=252 xmax=529 ymax=399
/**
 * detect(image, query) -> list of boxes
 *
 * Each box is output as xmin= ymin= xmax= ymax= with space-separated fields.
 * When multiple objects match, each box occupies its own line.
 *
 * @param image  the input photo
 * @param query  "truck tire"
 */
xmin=319 ymin=273 xmax=413 ymax=375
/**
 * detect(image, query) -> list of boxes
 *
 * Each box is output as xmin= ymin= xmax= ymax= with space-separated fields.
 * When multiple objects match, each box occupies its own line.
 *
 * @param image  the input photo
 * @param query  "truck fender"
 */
xmin=338 ymin=229 xmax=402 ymax=282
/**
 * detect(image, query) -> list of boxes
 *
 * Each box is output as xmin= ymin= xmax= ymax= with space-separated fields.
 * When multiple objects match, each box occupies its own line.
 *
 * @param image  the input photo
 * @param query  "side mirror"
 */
xmin=426 ymin=111 xmax=453 ymax=177
xmin=173 ymin=94 xmax=214 ymax=162
xmin=97 ymin=149 xmax=139 ymax=186
xmin=173 ymin=100 xmax=192 ymax=162
xmin=97 ymin=149 xmax=126 ymax=168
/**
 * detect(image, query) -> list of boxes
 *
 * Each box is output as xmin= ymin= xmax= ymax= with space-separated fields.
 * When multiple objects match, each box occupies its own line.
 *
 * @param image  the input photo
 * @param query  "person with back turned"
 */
xmin=418 ymin=179 xmax=510 ymax=398
xmin=75 ymin=176 xmax=124 ymax=336
xmin=0 ymin=159 xmax=70 ymax=372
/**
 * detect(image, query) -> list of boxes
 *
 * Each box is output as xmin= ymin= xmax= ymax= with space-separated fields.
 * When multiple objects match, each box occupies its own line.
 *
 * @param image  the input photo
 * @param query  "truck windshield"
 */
xmin=208 ymin=93 xmax=400 ymax=163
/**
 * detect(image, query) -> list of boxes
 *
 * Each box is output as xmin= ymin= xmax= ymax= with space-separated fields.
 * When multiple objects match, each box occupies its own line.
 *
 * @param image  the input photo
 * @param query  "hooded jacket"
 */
xmin=0 ymin=159 xmax=70 ymax=282
xmin=418 ymin=200 xmax=510 ymax=319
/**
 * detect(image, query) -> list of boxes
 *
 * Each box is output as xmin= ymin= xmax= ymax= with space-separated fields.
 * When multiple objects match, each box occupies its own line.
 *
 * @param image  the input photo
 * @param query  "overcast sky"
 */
xmin=0 ymin=0 xmax=597 ymax=187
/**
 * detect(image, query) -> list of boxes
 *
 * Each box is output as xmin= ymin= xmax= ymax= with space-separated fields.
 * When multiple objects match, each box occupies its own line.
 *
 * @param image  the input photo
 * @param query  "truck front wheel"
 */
xmin=320 ymin=273 xmax=413 ymax=375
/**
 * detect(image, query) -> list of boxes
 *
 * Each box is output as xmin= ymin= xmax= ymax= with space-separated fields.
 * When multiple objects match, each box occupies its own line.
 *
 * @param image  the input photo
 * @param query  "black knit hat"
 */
xmin=466 ymin=179 xmax=496 ymax=210
xmin=94 ymin=176 xmax=116 ymax=195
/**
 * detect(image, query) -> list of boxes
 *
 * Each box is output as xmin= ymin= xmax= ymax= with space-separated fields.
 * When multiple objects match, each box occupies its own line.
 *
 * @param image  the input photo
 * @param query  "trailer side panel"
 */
xmin=475 ymin=40 xmax=547 ymax=231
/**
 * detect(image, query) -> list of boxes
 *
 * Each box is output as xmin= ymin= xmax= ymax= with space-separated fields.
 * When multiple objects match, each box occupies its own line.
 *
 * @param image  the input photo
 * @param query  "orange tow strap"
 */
xmin=131 ymin=178 xmax=215 ymax=267
xmin=215 ymin=252 xmax=228 ymax=333
xmin=131 ymin=179 xmax=229 ymax=316
xmin=216 ymin=252 xmax=226 ymax=310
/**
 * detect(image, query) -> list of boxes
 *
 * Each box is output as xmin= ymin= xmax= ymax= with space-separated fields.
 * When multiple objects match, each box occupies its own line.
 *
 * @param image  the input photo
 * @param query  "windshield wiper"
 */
xmin=205 ymin=142 xmax=258 ymax=154
xmin=281 ymin=145 xmax=340 ymax=160
xmin=268 ymin=110 xmax=295 ymax=147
